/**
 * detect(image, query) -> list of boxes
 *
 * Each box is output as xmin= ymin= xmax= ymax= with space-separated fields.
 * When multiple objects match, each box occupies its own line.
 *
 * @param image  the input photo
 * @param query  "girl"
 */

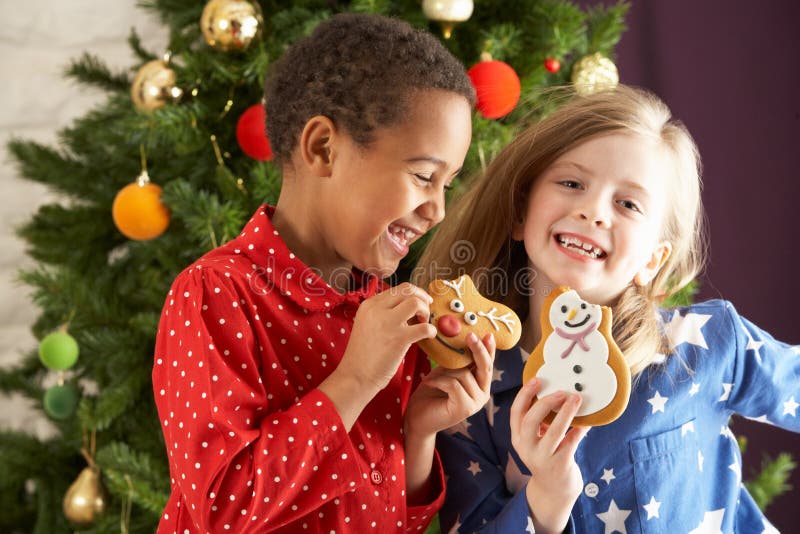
xmin=416 ymin=85 xmax=799 ymax=533
xmin=152 ymin=14 xmax=496 ymax=533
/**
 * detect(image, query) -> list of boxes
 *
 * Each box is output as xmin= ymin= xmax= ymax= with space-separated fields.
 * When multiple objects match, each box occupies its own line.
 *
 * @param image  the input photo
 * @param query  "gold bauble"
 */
xmin=200 ymin=0 xmax=263 ymax=52
xmin=571 ymin=52 xmax=619 ymax=96
xmin=422 ymin=0 xmax=473 ymax=39
xmin=63 ymin=467 xmax=107 ymax=527
xmin=131 ymin=59 xmax=183 ymax=112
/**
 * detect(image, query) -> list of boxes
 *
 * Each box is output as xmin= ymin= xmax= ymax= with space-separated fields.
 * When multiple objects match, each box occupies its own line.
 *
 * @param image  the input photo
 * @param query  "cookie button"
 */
xmin=584 ymin=482 xmax=599 ymax=498
xmin=573 ymin=365 xmax=582 ymax=373
xmin=370 ymin=470 xmax=383 ymax=484
xmin=574 ymin=383 xmax=583 ymax=392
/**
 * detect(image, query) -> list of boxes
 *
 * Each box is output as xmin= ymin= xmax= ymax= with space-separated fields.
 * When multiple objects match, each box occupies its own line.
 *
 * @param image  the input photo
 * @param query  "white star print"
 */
xmin=601 ymin=468 xmax=616 ymax=485
xmin=720 ymin=426 xmax=736 ymax=441
xmin=791 ymin=346 xmax=800 ymax=355
xmin=664 ymin=311 xmax=711 ymax=350
xmin=596 ymin=499 xmax=631 ymax=534
xmin=643 ymin=496 xmax=661 ymax=519
xmin=467 ymin=461 xmax=482 ymax=476
xmin=681 ymin=420 xmax=696 ymax=436
xmin=729 ymin=459 xmax=740 ymax=480
xmin=689 ymin=382 xmax=701 ymax=396
xmin=698 ymin=450 xmax=704 ymax=472
xmin=492 ymin=367 xmax=505 ymax=383
xmin=444 ymin=419 xmax=472 ymax=439
xmin=719 ymin=383 xmax=733 ymax=402
xmin=762 ymin=518 xmax=780 ymax=534
xmin=647 ymin=391 xmax=668 ymax=413
xmin=526 ymin=516 xmax=535 ymax=533
xmin=520 ymin=347 xmax=532 ymax=363
xmin=783 ymin=396 xmax=799 ymax=416
xmin=688 ymin=508 xmax=725 ymax=534
xmin=744 ymin=331 xmax=764 ymax=363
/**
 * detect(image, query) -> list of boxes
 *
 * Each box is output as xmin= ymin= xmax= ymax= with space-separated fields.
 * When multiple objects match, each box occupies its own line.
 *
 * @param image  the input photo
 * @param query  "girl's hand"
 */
xmin=404 ymin=332 xmax=496 ymax=439
xmin=510 ymin=378 xmax=589 ymax=534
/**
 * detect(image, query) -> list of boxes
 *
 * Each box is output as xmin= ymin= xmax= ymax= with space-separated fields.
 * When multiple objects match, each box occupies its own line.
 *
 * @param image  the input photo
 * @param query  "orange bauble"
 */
xmin=467 ymin=59 xmax=521 ymax=119
xmin=112 ymin=174 xmax=170 ymax=240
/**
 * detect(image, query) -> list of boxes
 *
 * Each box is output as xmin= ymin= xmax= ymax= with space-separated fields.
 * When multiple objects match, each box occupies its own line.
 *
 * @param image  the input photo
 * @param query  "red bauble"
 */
xmin=544 ymin=57 xmax=561 ymax=73
xmin=236 ymin=103 xmax=273 ymax=161
xmin=467 ymin=60 xmax=521 ymax=119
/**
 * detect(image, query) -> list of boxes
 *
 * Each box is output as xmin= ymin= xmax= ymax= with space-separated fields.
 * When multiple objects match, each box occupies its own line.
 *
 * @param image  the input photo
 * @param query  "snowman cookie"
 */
xmin=418 ymin=275 xmax=522 ymax=369
xmin=522 ymin=286 xmax=630 ymax=426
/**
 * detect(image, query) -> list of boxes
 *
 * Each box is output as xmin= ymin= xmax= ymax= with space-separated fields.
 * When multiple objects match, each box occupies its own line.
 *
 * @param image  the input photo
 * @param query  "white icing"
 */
xmin=441 ymin=276 xmax=465 ymax=299
xmin=536 ymin=290 xmax=617 ymax=416
xmin=478 ymin=306 xmax=516 ymax=334
xmin=450 ymin=299 xmax=464 ymax=312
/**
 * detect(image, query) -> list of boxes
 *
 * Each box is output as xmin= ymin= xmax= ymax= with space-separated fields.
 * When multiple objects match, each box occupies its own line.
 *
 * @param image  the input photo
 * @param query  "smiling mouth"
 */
xmin=565 ymin=314 xmax=591 ymax=328
xmin=556 ymin=234 xmax=607 ymax=259
xmin=429 ymin=314 xmax=466 ymax=355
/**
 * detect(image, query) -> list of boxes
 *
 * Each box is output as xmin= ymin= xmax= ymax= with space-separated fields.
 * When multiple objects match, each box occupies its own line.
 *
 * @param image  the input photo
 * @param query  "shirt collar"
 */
xmin=236 ymin=205 xmax=380 ymax=311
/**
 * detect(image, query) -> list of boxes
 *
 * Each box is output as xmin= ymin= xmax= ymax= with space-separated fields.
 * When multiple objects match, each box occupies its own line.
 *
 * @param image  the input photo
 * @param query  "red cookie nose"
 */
xmin=437 ymin=314 xmax=462 ymax=337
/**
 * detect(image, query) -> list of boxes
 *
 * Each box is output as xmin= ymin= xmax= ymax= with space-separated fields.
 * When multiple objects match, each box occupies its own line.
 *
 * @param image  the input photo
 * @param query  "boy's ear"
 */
xmin=634 ymin=241 xmax=673 ymax=287
xmin=298 ymin=115 xmax=336 ymax=178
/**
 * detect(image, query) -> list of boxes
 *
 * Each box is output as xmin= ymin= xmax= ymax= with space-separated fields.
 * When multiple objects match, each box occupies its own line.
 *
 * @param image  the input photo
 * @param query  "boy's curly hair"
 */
xmin=263 ymin=13 xmax=475 ymax=165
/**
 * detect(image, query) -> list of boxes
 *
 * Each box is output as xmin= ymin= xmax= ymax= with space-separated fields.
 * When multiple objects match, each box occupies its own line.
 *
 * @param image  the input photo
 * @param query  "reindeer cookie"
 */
xmin=522 ymin=286 xmax=631 ymax=426
xmin=418 ymin=275 xmax=522 ymax=369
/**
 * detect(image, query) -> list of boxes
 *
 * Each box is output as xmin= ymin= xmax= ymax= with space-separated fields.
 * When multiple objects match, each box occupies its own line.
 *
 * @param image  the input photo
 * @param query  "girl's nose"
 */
xmin=418 ymin=189 xmax=446 ymax=225
xmin=437 ymin=314 xmax=462 ymax=337
xmin=578 ymin=199 xmax=610 ymax=227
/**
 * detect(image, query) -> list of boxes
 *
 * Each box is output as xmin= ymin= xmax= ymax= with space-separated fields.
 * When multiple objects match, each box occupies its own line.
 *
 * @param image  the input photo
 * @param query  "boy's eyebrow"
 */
xmin=404 ymin=156 xmax=462 ymax=175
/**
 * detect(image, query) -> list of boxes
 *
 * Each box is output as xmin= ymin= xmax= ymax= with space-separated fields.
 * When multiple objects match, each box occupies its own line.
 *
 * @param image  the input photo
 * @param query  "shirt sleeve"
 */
xmin=404 ymin=347 xmax=446 ymax=532
xmin=153 ymin=266 xmax=369 ymax=532
xmin=436 ymin=408 xmax=543 ymax=533
xmin=723 ymin=301 xmax=800 ymax=431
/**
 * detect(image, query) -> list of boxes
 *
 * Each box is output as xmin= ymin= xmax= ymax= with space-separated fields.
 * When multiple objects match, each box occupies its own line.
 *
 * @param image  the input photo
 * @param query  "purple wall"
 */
xmin=583 ymin=0 xmax=800 ymax=528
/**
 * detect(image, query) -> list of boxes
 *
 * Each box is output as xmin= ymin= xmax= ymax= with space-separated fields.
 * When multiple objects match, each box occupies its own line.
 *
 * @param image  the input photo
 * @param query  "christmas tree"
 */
xmin=3 ymin=0 xmax=787 ymax=532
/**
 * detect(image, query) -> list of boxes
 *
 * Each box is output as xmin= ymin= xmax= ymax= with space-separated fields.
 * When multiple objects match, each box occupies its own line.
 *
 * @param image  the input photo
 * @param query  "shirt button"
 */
xmin=370 ymin=470 xmax=383 ymax=485
xmin=584 ymin=482 xmax=599 ymax=498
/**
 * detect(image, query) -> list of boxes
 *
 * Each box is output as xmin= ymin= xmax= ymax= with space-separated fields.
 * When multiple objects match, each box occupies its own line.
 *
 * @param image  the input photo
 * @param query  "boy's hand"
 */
xmin=510 ymin=379 xmax=588 ymax=534
xmin=336 ymin=282 xmax=436 ymax=393
xmin=404 ymin=332 xmax=495 ymax=438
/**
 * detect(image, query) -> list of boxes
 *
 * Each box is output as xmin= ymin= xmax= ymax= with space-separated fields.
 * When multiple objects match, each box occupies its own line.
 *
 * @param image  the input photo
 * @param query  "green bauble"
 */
xmin=43 ymin=383 xmax=80 ymax=420
xmin=38 ymin=331 xmax=79 ymax=370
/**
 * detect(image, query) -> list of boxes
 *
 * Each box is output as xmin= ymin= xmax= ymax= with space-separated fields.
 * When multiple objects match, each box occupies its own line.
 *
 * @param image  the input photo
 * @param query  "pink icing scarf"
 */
xmin=554 ymin=322 xmax=597 ymax=359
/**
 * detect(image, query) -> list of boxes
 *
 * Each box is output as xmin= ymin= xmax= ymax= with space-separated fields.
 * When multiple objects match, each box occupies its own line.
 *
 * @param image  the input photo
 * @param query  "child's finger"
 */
xmin=557 ymin=425 xmax=590 ymax=458
xmin=467 ymin=332 xmax=495 ymax=392
xmin=539 ymin=393 xmax=581 ymax=456
xmin=379 ymin=282 xmax=433 ymax=307
xmin=424 ymin=374 xmax=472 ymax=408
xmin=510 ymin=378 xmax=540 ymax=440
xmin=394 ymin=296 xmax=431 ymax=326
xmin=520 ymin=390 xmax=567 ymax=437
xmin=406 ymin=322 xmax=437 ymax=343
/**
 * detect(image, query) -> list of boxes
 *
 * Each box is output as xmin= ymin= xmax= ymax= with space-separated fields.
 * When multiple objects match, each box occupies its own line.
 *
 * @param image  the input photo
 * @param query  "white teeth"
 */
xmin=389 ymin=225 xmax=417 ymax=245
xmin=557 ymin=235 xmax=604 ymax=258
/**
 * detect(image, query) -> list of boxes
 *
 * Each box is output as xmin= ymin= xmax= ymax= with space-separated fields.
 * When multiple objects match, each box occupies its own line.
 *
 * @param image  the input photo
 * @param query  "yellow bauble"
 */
xmin=571 ymin=52 xmax=619 ymax=96
xmin=130 ymin=59 xmax=183 ymax=112
xmin=200 ymin=0 xmax=263 ymax=52
xmin=63 ymin=467 xmax=107 ymax=527
xmin=112 ymin=173 xmax=170 ymax=241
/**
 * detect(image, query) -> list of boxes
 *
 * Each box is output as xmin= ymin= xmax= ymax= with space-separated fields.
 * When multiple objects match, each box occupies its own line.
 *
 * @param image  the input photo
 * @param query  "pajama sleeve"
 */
xmin=723 ymin=302 xmax=800 ymax=431
xmin=153 ymin=266 xmax=370 ymax=532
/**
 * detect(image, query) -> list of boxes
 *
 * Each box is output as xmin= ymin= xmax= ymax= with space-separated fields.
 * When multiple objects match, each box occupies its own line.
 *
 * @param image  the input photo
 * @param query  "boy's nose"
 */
xmin=437 ymin=314 xmax=462 ymax=337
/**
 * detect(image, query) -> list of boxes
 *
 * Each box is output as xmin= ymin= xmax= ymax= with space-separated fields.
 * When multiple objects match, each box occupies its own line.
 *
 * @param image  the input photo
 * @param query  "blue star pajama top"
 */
xmin=437 ymin=300 xmax=799 ymax=533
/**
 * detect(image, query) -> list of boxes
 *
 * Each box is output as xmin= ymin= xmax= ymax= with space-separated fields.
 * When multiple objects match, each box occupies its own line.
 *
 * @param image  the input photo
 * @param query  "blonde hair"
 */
xmin=414 ymin=85 xmax=706 ymax=375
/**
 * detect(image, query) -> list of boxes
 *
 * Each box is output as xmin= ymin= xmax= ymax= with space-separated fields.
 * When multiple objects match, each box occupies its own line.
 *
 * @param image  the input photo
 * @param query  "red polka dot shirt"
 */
xmin=152 ymin=205 xmax=444 ymax=533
